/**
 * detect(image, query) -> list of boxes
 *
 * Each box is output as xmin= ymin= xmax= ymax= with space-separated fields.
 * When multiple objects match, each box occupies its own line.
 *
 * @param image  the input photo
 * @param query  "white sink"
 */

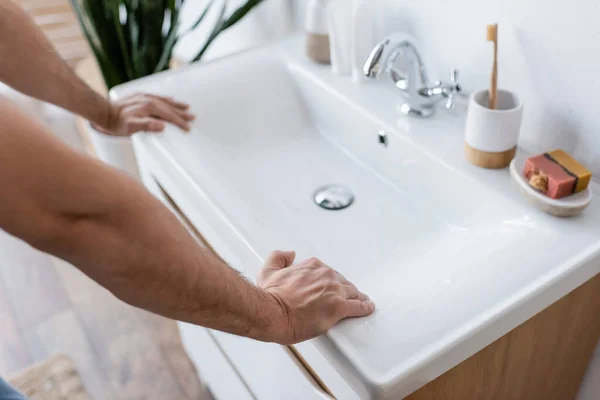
xmin=112 ymin=36 xmax=600 ymax=399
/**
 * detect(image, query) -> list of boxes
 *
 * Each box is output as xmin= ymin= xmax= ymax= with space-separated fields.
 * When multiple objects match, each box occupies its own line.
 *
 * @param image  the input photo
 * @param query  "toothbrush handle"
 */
xmin=490 ymin=43 xmax=498 ymax=109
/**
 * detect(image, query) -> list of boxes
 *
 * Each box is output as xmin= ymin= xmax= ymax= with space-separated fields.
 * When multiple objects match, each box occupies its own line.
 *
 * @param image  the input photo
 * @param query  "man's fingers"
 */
xmin=343 ymin=284 xmax=369 ymax=301
xmin=129 ymin=117 xmax=165 ymax=134
xmin=146 ymin=101 xmax=190 ymax=132
xmin=345 ymin=300 xmax=376 ymax=318
xmin=264 ymin=250 xmax=296 ymax=270
xmin=180 ymin=109 xmax=195 ymax=121
xmin=338 ymin=273 xmax=370 ymax=301
xmin=147 ymin=94 xmax=190 ymax=109
xmin=163 ymin=103 xmax=195 ymax=122
xmin=154 ymin=99 xmax=193 ymax=120
xmin=124 ymin=93 xmax=190 ymax=111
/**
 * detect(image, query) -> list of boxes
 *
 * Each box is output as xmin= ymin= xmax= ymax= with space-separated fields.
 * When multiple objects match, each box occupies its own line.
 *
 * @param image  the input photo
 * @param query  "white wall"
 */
xmin=379 ymin=0 xmax=600 ymax=177
xmin=177 ymin=0 xmax=600 ymax=177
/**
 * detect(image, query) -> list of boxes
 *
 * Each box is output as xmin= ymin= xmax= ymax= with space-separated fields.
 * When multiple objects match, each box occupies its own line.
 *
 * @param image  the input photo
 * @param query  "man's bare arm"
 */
xmin=0 ymin=98 xmax=374 ymax=344
xmin=0 ymin=1 xmax=193 ymax=135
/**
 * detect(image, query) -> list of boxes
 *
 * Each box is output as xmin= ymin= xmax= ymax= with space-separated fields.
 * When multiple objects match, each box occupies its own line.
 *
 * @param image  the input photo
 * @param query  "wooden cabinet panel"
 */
xmin=406 ymin=272 xmax=600 ymax=400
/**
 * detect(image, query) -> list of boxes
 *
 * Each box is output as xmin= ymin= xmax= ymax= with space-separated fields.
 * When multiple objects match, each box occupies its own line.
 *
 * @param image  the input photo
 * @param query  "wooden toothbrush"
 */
xmin=487 ymin=23 xmax=498 ymax=109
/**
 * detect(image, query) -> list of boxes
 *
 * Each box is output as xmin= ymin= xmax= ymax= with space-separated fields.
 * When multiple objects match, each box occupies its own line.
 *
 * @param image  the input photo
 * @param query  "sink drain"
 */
xmin=313 ymin=184 xmax=354 ymax=210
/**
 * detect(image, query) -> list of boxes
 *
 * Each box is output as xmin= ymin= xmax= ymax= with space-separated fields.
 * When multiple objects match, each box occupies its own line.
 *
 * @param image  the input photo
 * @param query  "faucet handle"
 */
xmin=449 ymin=68 xmax=458 ymax=83
xmin=444 ymin=68 xmax=462 ymax=109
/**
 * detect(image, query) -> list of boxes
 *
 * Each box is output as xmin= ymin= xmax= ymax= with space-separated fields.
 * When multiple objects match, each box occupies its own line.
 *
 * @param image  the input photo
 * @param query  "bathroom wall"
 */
xmin=174 ymin=0 xmax=294 ymax=63
xmin=179 ymin=0 xmax=599 ymax=176
xmin=378 ymin=0 xmax=600 ymax=177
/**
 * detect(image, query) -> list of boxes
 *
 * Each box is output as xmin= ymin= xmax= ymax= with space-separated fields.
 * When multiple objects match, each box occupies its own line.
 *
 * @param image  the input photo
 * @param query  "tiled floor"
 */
xmin=0 ymin=102 xmax=207 ymax=399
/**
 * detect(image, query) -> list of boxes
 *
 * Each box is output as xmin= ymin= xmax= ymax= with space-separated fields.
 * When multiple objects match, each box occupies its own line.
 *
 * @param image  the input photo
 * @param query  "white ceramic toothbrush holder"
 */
xmin=464 ymin=89 xmax=523 ymax=169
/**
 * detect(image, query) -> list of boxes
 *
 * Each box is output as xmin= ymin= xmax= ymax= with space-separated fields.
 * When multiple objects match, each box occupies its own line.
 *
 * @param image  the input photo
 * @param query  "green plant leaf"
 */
xmin=110 ymin=4 xmax=135 ymax=81
xmin=167 ymin=0 xmax=180 ymax=46
xmin=125 ymin=2 xmax=142 ymax=77
xmin=155 ymin=0 xmax=215 ymax=72
xmin=221 ymin=0 xmax=264 ymax=31
xmin=153 ymin=0 xmax=188 ymax=73
xmin=153 ymin=20 xmax=180 ymax=73
xmin=74 ymin=0 xmax=261 ymax=87
xmin=191 ymin=0 xmax=264 ymax=62
xmin=71 ymin=0 xmax=120 ymax=88
xmin=179 ymin=0 xmax=216 ymax=37
xmin=139 ymin=1 xmax=166 ymax=73
xmin=83 ymin=0 xmax=130 ymax=85
xmin=191 ymin=0 xmax=227 ymax=62
xmin=70 ymin=0 xmax=101 ymax=49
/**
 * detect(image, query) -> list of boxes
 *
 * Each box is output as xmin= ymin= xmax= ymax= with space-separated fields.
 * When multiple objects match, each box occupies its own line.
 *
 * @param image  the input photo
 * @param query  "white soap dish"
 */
xmin=509 ymin=154 xmax=592 ymax=217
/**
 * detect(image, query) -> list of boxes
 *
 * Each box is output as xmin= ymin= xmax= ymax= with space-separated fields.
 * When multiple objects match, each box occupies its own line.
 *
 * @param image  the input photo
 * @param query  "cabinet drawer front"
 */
xmin=178 ymin=322 xmax=253 ymax=400
xmin=211 ymin=330 xmax=332 ymax=400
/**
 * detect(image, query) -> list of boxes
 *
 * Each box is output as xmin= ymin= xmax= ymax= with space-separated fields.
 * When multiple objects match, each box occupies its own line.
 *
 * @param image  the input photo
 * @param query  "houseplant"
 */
xmin=71 ymin=0 xmax=264 ymax=176
xmin=71 ymin=0 xmax=264 ymax=89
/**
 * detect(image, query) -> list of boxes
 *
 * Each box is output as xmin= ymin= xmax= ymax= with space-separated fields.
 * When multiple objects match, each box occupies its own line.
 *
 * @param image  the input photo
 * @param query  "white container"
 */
xmin=327 ymin=0 xmax=352 ymax=76
xmin=305 ymin=0 xmax=330 ymax=64
xmin=86 ymin=123 xmax=141 ymax=181
xmin=305 ymin=0 xmax=329 ymax=35
xmin=465 ymin=89 xmax=523 ymax=153
xmin=351 ymin=0 xmax=376 ymax=83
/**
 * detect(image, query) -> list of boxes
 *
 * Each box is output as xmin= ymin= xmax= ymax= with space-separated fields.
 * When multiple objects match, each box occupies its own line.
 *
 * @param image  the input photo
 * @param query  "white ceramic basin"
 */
xmin=112 ymin=36 xmax=600 ymax=399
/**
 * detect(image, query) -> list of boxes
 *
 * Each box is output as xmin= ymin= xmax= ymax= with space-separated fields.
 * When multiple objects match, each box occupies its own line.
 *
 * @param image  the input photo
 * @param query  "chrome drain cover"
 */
xmin=313 ymin=184 xmax=354 ymax=210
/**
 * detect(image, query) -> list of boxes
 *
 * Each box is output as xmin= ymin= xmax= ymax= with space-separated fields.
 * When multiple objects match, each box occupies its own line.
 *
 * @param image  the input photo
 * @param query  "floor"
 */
xmin=0 ymin=99 xmax=208 ymax=400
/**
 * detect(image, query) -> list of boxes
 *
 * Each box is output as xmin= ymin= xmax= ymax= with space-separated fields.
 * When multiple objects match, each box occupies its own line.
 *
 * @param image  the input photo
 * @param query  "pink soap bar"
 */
xmin=523 ymin=154 xmax=575 ymax=199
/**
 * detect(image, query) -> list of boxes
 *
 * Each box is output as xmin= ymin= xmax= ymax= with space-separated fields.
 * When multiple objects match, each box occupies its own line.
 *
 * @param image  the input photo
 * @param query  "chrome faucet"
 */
xmin=363 ymin=33 xmax=462 ymax=118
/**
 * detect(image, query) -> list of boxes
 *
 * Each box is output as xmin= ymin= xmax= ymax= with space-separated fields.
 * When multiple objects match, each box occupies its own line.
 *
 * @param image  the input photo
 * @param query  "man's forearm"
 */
xmin=0 ymin=1 xmax=111 ymax=126
xmin=46 ymin=177 xmax=282 ymax=341
xmin=0 ymin=98 xmax=283 ymax=342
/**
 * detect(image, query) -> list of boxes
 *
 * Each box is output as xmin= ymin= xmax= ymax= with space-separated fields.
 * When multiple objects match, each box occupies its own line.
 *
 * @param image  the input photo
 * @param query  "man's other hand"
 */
xmin=94 ymin=93 xmax=195 ymax=136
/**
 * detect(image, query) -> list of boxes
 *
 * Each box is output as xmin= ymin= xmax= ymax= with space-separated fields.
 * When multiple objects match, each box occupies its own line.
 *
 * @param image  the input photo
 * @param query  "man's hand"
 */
xmin=257 ymin=251 xmax=375 ymax=345
xmin=93 ymin=93 xmax=195 ymax=136
xmin=0 ymin=3 xmax=199 ymax=134
xmin=0 ymin=3 xmax=195 ymax=137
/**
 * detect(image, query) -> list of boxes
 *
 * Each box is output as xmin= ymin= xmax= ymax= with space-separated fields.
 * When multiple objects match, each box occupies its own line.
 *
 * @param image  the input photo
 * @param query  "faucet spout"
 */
xmin=363 ymin=42 xmax=387 ymax=78
xmin=362 ymin=32 xmax=462 ymax=118
xmin=363 ymin=33 xmax=429 ymax=86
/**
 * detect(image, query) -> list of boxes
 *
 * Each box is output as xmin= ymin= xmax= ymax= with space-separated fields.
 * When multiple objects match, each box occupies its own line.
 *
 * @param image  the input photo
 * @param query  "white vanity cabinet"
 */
xmin=121 ymin=36 xmax=600 ymax=400
xmin=208 ymin=331 xmax=331 ymax=400
xmin=177 ymin=322 xmax=333 ymax=400
xmin=178 ymin=323 xmax=253 ymax=400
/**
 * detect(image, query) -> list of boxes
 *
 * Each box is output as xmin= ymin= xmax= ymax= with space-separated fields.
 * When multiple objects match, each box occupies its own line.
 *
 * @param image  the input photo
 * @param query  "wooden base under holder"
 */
xmin=465 ymin=142 xmax=516 ymax=169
